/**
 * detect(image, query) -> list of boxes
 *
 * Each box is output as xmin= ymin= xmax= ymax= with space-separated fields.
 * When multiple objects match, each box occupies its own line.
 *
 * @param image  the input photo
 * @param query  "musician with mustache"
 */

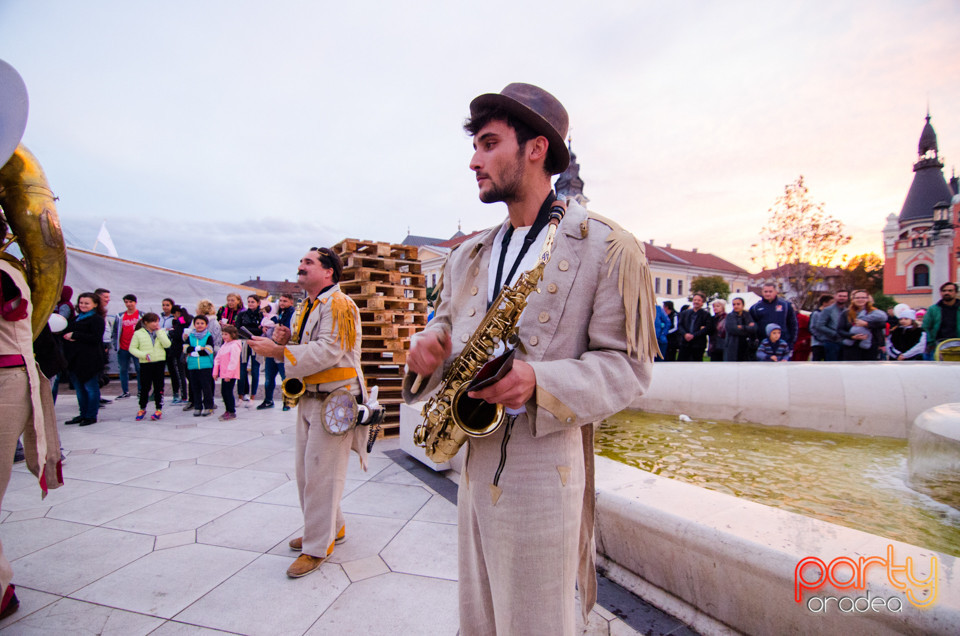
xmin=249 ymin=247 xmax=369 ymax=579
xmin=403 ymin=84 xmax=656 ymax=635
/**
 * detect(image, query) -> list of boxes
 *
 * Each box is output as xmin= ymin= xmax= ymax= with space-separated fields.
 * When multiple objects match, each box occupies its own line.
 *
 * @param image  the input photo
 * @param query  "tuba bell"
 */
xmin=0 ymin=60 xmax=66 ymax=339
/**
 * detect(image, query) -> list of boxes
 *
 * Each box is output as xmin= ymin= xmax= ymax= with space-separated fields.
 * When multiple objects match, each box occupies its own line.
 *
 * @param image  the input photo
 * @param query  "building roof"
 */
xmin=900 ymin=114 xmax=954 ymax=224
xmin=238 ymin=277 xmax=301 ymax=296
xmin=643 ymin=242 xmax=750 ymax=275
xmin=401 ymin=234 xmax=448 ymax=247
xmin=436 ymin=229 xmax=485 ymax=249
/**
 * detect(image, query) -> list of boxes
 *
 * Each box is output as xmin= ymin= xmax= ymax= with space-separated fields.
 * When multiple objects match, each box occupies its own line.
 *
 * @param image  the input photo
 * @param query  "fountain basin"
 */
xmin=595 ymin=456 xmax=959 ymax=635
xmin=630 ymin=362 xmax=960 ymax=438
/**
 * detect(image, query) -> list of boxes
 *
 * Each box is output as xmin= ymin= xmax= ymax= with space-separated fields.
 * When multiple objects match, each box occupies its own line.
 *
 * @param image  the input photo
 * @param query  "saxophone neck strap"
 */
xmin=490 ymin=191 xmax=557 ymax=309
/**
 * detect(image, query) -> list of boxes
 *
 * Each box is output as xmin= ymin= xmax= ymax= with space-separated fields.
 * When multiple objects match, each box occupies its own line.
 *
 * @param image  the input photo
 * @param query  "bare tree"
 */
xmin=753 ymin=176 xmax=851 ymax=309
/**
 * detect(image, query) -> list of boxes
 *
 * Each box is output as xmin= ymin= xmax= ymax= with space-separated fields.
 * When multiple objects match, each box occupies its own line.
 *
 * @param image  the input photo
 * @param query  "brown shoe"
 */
xmin=289 ymin=526 xmax=345 ymax=552
xmin=286 ymin=553 xmax=326 ymax=578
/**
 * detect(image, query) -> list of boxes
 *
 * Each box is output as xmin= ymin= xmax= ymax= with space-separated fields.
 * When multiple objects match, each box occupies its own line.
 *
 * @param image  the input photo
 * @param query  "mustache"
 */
xmin=297 ymin=269 xmax=307 ymax=276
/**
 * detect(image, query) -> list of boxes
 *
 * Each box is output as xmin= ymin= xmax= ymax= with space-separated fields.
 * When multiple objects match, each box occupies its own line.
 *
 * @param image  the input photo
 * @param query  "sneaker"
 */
xmin=151 ymin=410 xmax=162 ymax=421
xmin=172 ymin=397 xmax=182 ymax=405
xmin=65 ymin=415 xmax=84 ymax=425
xmin=282 ymin=405 xmax=291 ymax=411
xmin=218 ymin=412 xmax=237 ymax=421
xmin=256 ymin=401 xmax=275 ymax=410
xmin=117 ymin=392 xmax=131 ymax=399
xmin=79 ymin=418 xmax=97 ymax=426
xmin=99 ymin=398 xmax=112 ymax=405
xmin=201 ymin=409 xmax=214 ymax=417
xmin=182 ymin=403 xmax=195 ymax=411
xmin=135 ymin=410 xmax=147 ymax=421
xmin=194 ymin=409 xmax=203 ymax=417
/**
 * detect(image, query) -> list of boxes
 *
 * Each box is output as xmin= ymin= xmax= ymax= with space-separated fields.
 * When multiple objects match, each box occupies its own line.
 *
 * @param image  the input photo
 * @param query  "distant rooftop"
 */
xmin=643 ymin=242 xmax=750 ymax=275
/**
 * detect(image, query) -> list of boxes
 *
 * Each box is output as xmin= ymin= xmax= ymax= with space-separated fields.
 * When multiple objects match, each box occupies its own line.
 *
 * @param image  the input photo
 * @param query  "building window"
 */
xmin=666 ymin=279 xmax=672 ymax=295
xmin=678 ymin=280 xmax=684 ymax=296
xmin=913 ymin=264 xmax=930 ymax=287
xmin=655 ymin=277 xmax=660 ymax=294
xmin=431 ymin=273 xmax=437 ymax=287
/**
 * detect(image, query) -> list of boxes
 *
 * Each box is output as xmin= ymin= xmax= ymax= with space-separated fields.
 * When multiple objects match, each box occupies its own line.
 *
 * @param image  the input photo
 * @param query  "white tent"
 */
xmin=64 ymin=247 xmax=267 ymax=316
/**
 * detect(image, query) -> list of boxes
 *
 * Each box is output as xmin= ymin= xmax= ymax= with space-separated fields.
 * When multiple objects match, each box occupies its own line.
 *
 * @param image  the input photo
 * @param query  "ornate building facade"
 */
xmin=883 ymin=114 xmax=960 ymax=306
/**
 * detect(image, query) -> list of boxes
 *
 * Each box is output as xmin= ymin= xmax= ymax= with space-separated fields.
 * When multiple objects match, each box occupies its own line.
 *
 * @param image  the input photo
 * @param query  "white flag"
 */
xmin=94 ymin=221 xmax=119 ymax=257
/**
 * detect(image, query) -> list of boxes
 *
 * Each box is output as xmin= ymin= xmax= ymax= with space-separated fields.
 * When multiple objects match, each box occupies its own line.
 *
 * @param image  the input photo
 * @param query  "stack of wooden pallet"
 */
xmin=332 ymin=238 xmax=428 ymax=435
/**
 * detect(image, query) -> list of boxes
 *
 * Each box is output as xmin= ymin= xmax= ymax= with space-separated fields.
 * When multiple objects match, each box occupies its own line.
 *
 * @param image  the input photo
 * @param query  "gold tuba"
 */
xmin=413 ymin=199 xmax=566 ymax=463
xmin=280 ymin=298 xmax=307 ymax=408
xmin=0 ymin=144 xmax=67 ymax=339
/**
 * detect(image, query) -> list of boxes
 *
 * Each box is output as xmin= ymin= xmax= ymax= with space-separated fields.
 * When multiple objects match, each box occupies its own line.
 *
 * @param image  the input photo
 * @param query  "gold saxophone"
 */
xmin=0 ymin=144 xmax=66 ymax=339
xmin=280 ymin=298 xmax=307 ymax=408
xmin=414 ymin=199 xmax=567 ymax=463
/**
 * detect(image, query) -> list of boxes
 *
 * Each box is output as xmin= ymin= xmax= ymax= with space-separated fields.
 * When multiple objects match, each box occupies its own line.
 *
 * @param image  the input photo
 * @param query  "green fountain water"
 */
xmin=596 ymin=410 xmax=960 ymax=558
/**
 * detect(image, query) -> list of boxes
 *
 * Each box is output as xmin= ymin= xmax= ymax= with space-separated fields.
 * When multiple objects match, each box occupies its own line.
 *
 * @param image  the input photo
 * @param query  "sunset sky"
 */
xmin=2 ymin=0 xmax=958 ymax=282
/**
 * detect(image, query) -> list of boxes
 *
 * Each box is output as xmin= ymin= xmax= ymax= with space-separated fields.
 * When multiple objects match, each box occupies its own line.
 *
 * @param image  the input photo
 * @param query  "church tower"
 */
xmin=883 ymin=113 xmax=960 ymax=306
xmin=555 ymin=139 xmax=589 ymax=206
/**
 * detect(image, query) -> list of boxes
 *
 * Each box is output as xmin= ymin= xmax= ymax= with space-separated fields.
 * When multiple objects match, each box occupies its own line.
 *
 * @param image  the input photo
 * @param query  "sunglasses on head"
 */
xmin=309 ymin=247 xmax=334 ymax=266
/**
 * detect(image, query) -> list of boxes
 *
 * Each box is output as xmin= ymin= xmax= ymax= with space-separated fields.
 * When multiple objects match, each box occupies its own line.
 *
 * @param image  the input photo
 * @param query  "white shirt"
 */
xmin=485 ymin=220 xmax=550 ymax=415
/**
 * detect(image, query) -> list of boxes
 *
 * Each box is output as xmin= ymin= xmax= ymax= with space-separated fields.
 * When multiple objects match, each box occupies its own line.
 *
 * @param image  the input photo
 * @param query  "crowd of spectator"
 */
xmin=51 ymin=288 xmax=301 ymax=426
xmin=41 ymin=279 xmax=960 ymax=427
xmin=655 ymin=281 xmax=960 ymax=363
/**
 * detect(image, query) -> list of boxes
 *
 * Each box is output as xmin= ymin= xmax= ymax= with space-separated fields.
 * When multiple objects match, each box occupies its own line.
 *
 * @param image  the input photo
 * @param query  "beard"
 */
xmin=479 ymin=149 xmax=525 ymax=204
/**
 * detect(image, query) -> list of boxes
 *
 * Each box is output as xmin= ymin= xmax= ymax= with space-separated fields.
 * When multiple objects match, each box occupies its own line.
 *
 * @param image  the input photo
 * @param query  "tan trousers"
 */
xmin=458 ymin=414 xmax=585 ymax=636
xmin=295 ymin=397 xmax=353 ymax=557
xmin=0 ymin=368 xmax=57 ymax=597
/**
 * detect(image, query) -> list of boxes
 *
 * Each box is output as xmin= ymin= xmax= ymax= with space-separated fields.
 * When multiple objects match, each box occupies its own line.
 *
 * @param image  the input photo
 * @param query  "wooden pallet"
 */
xmin=333 ymin=238 xmax=428 ymax=433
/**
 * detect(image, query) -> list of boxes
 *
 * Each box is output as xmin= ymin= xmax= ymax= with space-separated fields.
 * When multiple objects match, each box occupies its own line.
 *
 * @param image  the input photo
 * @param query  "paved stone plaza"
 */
xmin=0 ymin=384 xmax=696 ymax=635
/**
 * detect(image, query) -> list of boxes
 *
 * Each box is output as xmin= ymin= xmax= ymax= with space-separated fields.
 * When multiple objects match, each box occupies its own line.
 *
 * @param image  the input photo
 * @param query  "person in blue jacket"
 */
xmin=749 ymin=283 xmax=798 ymax=349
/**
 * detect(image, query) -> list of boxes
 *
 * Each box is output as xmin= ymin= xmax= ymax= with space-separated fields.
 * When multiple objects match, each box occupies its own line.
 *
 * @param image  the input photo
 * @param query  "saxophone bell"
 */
xmin=281 ymin=377 xmax=305 ymax=408
xmin=451 ymin=385 xmax=504 ymax=437
xmin=280 ymin=298 xmax=307 ymax=407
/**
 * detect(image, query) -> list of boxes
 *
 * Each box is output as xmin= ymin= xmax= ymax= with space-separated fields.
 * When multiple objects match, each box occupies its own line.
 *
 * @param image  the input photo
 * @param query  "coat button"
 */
xmin=547 ymin=282 xmax=558 ymax=293
xmin=472 ymin=266 xmax=480 ymax=277
xmin=538 ymin=312 xmax=549 ymax=323
xmin=529 ymin=335 xmax=539 ymax=346
xmin=558 ymin=260 xmax=569 ymax=271
xmin=468 ymin=307 xmax=476 ymax=317
xmin=471 ymin=286 xmax=479 ymax=296
xmin=461 ymin=333 xmax=470 ymax=343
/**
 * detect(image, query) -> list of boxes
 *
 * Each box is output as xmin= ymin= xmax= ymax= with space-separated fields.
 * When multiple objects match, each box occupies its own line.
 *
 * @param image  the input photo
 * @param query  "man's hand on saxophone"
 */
xmin=407 ymin=330 xmax=452 ymax=377
xmin=467 ymin=361 xmax=536 ymax=410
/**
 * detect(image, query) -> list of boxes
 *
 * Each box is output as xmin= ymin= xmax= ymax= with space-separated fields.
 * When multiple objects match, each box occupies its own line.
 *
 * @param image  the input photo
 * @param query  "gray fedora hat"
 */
xmin=470 ymin=83 xmax=570 ymax=174
xmin=0 ymin=59 xmax=29 ymax=167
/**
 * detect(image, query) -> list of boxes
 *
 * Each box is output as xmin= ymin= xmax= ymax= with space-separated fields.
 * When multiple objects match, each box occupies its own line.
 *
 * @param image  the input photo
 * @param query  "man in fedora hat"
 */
xmin=403 ymin=83 xmax=656 ymax=634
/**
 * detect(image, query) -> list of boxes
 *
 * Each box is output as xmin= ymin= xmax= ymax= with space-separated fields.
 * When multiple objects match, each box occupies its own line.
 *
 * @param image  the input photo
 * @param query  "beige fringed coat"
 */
xmin=404 ymin=199 xmax=655 ymax=633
